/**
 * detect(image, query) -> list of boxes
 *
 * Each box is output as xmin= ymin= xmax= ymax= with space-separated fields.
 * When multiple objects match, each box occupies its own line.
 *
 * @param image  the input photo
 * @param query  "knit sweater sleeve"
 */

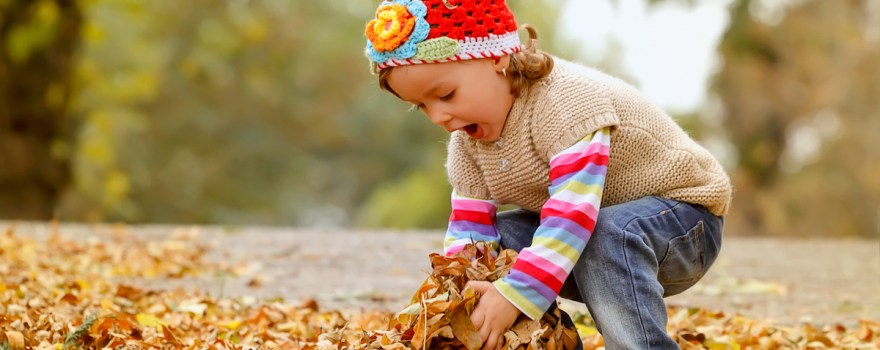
xmin=493 ymin=127 xmax=611 ymax=320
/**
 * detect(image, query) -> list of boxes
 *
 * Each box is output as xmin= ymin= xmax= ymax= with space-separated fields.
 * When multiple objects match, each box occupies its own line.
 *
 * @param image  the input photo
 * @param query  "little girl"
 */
xmin=364 ymin=1 xmax=731 ymax=349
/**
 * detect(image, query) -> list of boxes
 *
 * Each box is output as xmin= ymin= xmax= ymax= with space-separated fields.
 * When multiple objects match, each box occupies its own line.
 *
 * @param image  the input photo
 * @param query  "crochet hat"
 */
xmin=364 ymin=0 xmax=522 ymax=71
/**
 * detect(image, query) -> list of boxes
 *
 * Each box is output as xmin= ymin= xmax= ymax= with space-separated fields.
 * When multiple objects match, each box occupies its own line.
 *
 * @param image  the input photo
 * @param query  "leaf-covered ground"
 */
xmin=1 ymin=225 xmax=878 ymax=349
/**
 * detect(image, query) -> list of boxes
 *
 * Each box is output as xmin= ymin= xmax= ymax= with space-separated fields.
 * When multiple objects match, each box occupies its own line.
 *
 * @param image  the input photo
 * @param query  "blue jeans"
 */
xmin=497 ymin=196 xmax=723 ymax=349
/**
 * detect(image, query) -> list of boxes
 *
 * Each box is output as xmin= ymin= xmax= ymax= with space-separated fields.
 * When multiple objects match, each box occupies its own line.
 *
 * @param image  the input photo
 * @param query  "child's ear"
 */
xmin=492 ymin=56 xmax=511 ymax=74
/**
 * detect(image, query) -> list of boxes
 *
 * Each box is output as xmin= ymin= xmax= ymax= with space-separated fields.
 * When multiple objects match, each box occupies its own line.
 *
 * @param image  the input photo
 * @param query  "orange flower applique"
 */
xmin=366 ymin=4 xmax=416 ymax=52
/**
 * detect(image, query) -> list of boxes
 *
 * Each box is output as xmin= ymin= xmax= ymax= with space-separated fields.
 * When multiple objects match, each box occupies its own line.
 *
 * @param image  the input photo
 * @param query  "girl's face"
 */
xmin=385 ymin=58 xmax=515 ymax=142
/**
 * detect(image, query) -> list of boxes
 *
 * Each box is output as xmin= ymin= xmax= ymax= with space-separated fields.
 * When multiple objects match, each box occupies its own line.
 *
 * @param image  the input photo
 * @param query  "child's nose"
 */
xmin=427 ymin=109 xmax=452 ymax=127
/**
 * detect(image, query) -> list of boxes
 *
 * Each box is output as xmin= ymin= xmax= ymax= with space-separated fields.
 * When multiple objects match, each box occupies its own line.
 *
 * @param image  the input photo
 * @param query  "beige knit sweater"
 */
xmin=446 ymin=58 xmax=732 ymax=216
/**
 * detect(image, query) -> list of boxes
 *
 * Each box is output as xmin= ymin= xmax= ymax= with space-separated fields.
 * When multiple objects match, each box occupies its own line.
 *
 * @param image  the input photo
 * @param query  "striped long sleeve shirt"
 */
xmin=444 ymin=127 xmax=610 ymax=320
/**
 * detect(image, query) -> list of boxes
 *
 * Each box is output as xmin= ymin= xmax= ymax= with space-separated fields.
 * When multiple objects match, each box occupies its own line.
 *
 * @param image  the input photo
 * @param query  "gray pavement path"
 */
xmin=6 ymin=221 xmax=880 ymax=326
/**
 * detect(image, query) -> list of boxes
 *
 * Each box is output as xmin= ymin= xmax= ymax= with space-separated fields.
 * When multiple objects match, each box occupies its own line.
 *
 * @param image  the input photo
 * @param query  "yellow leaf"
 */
xmin=705 ymin=336 xmax=741 ymax=350
xmin=76 ymin=279 xmax=90 ymax=291
xmin=222 ymin=320 xmax=242 ymax=330
xmin=136 ymin=313 xmax=165 ymax=330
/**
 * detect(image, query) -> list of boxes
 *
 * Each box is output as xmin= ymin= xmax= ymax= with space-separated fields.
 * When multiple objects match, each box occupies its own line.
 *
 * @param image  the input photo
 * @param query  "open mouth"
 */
xmin=463 ymin=123 xmax=478 ymax=135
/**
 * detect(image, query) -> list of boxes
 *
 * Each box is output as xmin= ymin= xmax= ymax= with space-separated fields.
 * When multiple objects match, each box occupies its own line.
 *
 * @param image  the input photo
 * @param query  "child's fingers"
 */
xmin=464 ymin=281 xmax=491 ymax=295
xmin=471 ymin=308 xmax=486 ymax=330
xmin=494 ymin=332 xmax=505 ymax=350
xmin=481 ymin=329 xmax=503 ymax=350
xmin=478 ymin=326 xmax=492 ymax=350
xmin=473 ymin=307 xmax=492 ymax=346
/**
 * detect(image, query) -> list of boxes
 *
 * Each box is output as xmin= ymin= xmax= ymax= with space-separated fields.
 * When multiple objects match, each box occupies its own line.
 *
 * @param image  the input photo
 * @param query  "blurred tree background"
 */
xmin=0 ymin=0 xmax=877 ymax=237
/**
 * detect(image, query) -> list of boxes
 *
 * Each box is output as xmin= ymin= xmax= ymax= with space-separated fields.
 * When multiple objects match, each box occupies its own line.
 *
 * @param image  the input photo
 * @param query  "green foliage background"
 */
xmin=50 ymin=0 xmax=572 ymax=228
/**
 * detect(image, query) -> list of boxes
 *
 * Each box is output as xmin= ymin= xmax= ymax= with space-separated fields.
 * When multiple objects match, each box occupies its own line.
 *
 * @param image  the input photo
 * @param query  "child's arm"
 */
xmin=494 ymin=127 xmax=611 ymax=319
xmin=443 ymin=192 xmax=500 ymax=256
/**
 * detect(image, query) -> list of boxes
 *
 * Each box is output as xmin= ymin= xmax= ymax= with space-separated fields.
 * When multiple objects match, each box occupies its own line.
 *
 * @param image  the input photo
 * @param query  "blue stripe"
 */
xmin=550 ymin=165 xmax=607 ymax=191
xmin=447 ymin=230 xmax=500 ymax=243
xmin=538 ymin=216 xmax=592 ymax=241
xmin=448 ymin=220 xmax=497 ymax=238
xmin=533 ymin=224 xmax=588 ymax=251
xmin=502 ymin=271 xmax=555 ymax=308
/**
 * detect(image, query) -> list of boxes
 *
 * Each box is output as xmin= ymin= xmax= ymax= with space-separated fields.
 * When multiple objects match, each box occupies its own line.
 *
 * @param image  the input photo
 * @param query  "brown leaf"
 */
xmin=413 ymin=313 xmax=447 ymax=349
xmin=410 ymin=308 xmax=428 ymax=350
xmin=161 ymin=325 xmax=180 ymax=345
xmin=301 ymin=299 xmax=320 ymax=312
xmin=116 ymin=284 xmax=145 ymax=300
xmin=678 ymin=331 xmax=706 ymax=343
xmin=58 ymin=292 xmax=79 ymax=304
xmin=429 ymin=325 xmax=454 ymax=340
xmin=450 ymin=307 xmax=481 ymax=350
xmin=89 ymin=318 xmax=116 ymax=340
xmin=4 ymin=331 xmax=25 ymax=349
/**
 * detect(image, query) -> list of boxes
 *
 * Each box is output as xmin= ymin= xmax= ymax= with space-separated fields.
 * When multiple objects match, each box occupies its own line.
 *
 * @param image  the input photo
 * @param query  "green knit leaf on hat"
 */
xmin=413 ymin=37 xmax=460 ymax=61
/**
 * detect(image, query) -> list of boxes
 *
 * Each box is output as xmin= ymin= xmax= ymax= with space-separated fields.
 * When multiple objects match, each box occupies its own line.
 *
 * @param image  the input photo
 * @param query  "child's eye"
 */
xmin=440 ymin=91 xmax=455 ymax=101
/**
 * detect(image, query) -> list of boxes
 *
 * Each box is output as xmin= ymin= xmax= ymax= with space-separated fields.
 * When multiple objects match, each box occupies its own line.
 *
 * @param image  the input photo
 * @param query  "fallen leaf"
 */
xmin=135 ymin=313 xmax=164 ymax=330
xmin=450 ymin=307 xmax=482 ymax=350
xmin=4 ymin=331 xmax=25 ymax=349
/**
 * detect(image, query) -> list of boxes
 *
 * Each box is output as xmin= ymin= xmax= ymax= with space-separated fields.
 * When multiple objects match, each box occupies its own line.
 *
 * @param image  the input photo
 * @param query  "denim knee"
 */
xmin=496 ymin=209 xmax=540 ymax=253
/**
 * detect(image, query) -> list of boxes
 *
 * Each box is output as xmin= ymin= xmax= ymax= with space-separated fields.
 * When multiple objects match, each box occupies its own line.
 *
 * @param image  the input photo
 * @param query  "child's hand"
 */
xmin=465 ymin=281 xmax=521 ymax=350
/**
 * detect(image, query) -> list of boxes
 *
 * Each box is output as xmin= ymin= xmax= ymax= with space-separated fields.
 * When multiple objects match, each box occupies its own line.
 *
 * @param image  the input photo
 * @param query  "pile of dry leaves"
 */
xmin=317 ymin=243 xmax=580 ymax=350
xmin=1 ymin=225 xmax=878 ymax=349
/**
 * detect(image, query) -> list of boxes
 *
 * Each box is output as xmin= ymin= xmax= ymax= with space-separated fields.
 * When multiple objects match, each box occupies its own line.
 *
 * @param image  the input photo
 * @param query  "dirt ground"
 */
xmin=6 ymin=221 xmax=880 ymax=326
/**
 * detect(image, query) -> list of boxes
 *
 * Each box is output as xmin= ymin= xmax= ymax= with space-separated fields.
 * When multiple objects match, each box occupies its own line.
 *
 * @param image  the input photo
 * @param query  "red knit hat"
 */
xmin=365 ymin=0 xmax=522 ymax=71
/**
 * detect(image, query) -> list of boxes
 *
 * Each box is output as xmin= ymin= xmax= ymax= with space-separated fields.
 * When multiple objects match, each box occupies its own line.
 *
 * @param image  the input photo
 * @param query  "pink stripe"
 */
xmin=543 ymin=198 xmax=599 ymax=219
xmin=452 ymin=199 xmax=496 ymax=212
xmin=446 ymin=245 xmax=465 ymax=256
xmin=467 ymin=53 xmax=477 ymax=59
xmin=550 ymin=144 xmax=611 ymax=168
xmin=518 ymin=250 xmax=568 ymax=282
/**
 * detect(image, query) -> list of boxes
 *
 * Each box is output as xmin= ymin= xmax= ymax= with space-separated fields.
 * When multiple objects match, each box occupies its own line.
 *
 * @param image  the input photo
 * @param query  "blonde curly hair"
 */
xmin=378 ymin=25 xmax=554 ymax=98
